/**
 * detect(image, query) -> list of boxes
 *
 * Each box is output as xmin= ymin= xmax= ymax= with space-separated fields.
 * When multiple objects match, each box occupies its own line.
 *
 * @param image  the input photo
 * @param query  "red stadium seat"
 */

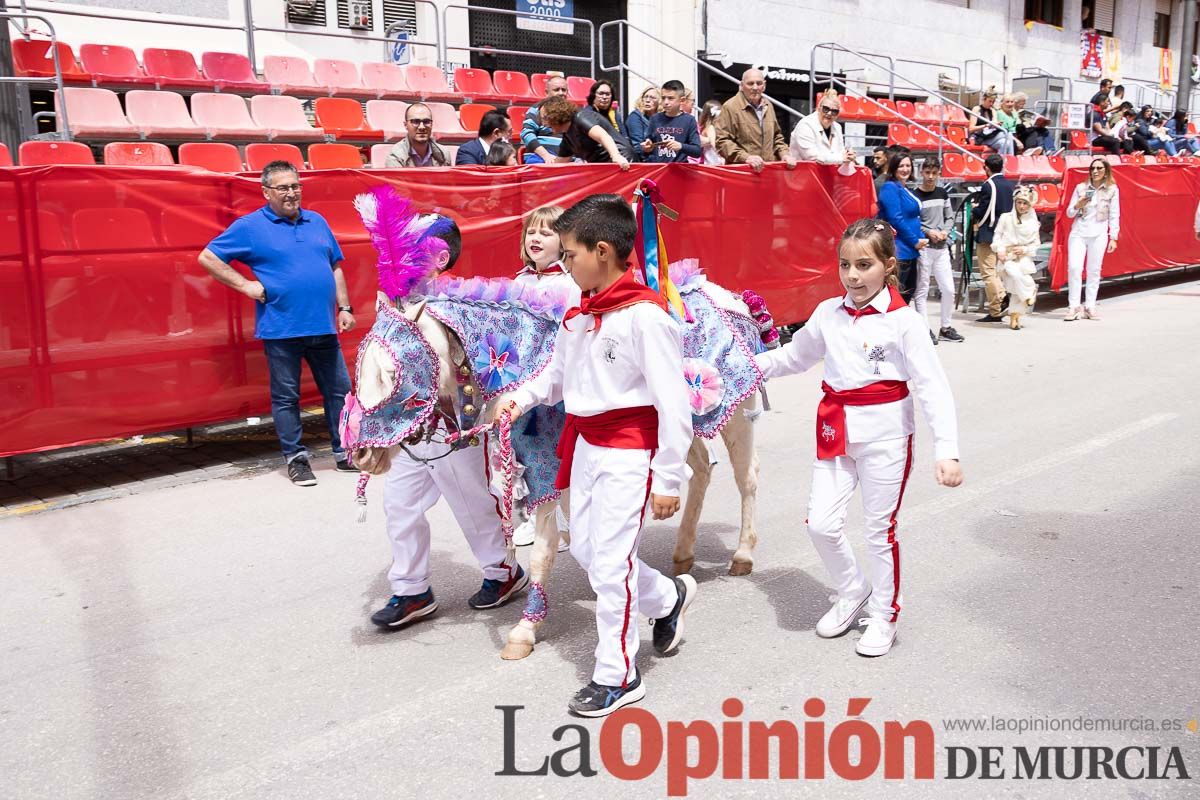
xmin=1120 ymin=153 xmax=1143 ymax=165
xmin=566 ymin=76 xmax=592 ymax=103
xmin=57 ymin=87 xmax=138 ymax=139
xmin=530 ymin=73 xmax=552 ymax=97
xmin=103 ymin=141 xmax=175 ymax=166
xmin=178 ymin=142 xmax=244 ymax=172
xmin=1068 ymin=129 xmax=1090 ymax=151
xmin=200 ymin=51 xmax=268 ymax=92
xmin=876 ymin=99 xmax=898 ymax=120
xmin=493 ymin=70 xmax=537 ymax=102
xmin=249 ymin=95 xmax=325 ymax=141
xmin=964 ymin=155 xmax=987 ymax=179
xmin=0 ymin=143 xmax=11 ymax=167
xmin=507 ymin=105 xmax=529 ymax=140
xmin=73 ymin=207 xmax=157 ymax=248
xmin=454 ymin=68 xmax=506 ymax=102
xmin=1035 ymin=182 xmax=1060 ymax=212
xmin=1003 ymin=154 xmax=1020 ymax=179
xmin=245 ymin=142 xmax=306 ymax=171
xmin=263 ymin=55 xmax=324 ymax=95
xmin=124 ymin=90 xmax=203 ymax=138
xmin=360 ymin=62 xmax=418 ymax=100
xmin=314 ymin=97 xmax=383 ymax=141
xmin=1064 ymin=154 xmax=1091 ymax=170
xmin=838 ymin=95 xmax=864 ymax=120
xmin=427 ymin=101 xmax=471 ymax=141
xmin=913 ymin=102 xmax=939 ymax=123
xmin=313 ymin=59 xmax=374 ymax=98
xmin=404 ymin=65 xmax=463 ymax=102
xmin=78 ymin=44 xmax=154 ymax=87
xmin=946 ymin=125 xmax=984 ymax=153
xmin=458 ymin=103 xmax=497 ymax=136
xmin=19 ymin=140 xmax=96 ymax=166
xmin=942 ymin=152 xmax=967 ymax=177
xmin=1046 ymin=153 xmax=1066 ymax=174
xmin=895 ymin=100 xmax=916 ymax=120
xmin=190 ymin=93 xmax=268 ymax=140
xmin=142 ymin=49 xmax=214 ymax=90
xmin=12 ymin=39 xmax=90 ymax=82
xmin=370 ymin=143 xmax=394 ymax=168
xmin=887 ymin=123 xmax=912 ymax=147
xmin=365 ymin=99 xmax=411 ymax=140
xmin=307 ymin=143 xmax=364 ymax=169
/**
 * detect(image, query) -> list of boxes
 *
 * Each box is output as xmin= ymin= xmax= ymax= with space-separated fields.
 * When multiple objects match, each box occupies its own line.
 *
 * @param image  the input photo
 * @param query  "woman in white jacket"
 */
xmin=789 ymin=89 xmax=857 ymax=175
xmin=992 ymin=185 xmax=1041 ymax=330
xmin=1064 ymin=158 xmax=1120 ymax=321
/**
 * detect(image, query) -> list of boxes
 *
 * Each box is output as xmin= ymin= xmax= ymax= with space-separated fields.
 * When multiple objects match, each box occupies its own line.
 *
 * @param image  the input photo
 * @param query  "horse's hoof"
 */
xmin=728 ymin=560 xmax=753 ymax=577
xmin=673 ymin=557 xmax=695 ymax=576
xmin=500 ymin=641 xmax=534 ymax=660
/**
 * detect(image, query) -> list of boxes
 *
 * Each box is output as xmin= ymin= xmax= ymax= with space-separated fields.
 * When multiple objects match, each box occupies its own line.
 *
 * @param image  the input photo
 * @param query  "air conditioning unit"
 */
xmin=348 ymin=0 xmax=371 ymax=29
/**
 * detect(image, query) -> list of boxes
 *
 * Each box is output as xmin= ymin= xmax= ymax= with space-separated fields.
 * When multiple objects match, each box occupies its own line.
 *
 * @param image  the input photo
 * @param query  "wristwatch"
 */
xmin=338 ymin=305 xmax=353 ymax=313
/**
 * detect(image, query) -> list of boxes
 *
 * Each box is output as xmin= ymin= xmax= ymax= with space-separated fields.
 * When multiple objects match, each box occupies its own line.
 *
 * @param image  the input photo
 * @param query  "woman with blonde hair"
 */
xmin=1063 ymin=158 xmax=1120 ymax=320
xmin=992 ymin=185 xmax=1041 ymax=329
xmin=625 ymin=86 xmax=659 ymax=162
xmin=969 ymin=87 xmax=1015 ymax=155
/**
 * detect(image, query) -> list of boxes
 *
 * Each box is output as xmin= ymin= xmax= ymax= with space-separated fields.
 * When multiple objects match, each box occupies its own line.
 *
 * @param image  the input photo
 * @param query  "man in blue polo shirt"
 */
xmin=198 ymin=160 xmax=357 ymax=486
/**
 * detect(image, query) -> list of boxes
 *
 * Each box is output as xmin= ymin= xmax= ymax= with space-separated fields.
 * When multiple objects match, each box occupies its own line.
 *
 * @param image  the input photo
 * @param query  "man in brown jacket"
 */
xmin=715 ymin=68 xmax=797 ymax=173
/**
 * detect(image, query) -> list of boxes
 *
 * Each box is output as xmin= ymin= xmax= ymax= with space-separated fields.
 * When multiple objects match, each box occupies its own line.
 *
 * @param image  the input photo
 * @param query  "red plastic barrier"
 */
xmin=1049 ymin=164 xmax=1200 ymax=290
xmin=0 ymin=163 xmax=874 ymax=456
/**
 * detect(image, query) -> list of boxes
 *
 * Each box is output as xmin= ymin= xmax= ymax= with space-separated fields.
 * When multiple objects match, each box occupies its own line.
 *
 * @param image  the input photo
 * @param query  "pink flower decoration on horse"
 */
xmin=683 ymin=358 xmax=725 ymax=416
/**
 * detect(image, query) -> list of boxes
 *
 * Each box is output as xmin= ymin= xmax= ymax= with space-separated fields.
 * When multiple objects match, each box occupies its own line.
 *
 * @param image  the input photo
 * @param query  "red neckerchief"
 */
xmin=840 ymin=286 xmax=907 ymax=319
xmin=516 ymin=260 xmax=567 ymax=277
xmin=562 ymin=268 xmax=667 ymax=333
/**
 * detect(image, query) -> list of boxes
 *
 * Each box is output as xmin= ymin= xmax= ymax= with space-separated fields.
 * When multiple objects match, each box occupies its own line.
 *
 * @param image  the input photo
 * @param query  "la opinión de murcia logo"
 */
xmin=496 ymin=699 xmax=1194 ymax=796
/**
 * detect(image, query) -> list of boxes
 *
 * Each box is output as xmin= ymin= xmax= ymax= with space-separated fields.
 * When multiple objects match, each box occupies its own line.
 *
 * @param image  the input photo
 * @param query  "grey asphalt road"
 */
xmin=3 ymin=279 xmax=1199 ymax=800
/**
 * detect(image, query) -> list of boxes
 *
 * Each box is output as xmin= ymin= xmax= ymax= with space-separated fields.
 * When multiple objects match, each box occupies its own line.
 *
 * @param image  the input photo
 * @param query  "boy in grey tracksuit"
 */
xmin=912 ymin=157 xmax=964 ymax=343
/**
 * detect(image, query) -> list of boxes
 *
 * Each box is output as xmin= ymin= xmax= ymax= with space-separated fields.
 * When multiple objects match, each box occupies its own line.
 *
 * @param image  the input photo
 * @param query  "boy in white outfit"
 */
xmin=912 ymin=157 xmax=964 ymax=345
xmin=497 ymin=194 xmax=697 ymax=717
xmin=370 ymin=219 xmax=528 ymax=628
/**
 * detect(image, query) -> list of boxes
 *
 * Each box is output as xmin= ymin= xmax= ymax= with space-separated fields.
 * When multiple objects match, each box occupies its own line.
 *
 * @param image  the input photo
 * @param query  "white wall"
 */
xmin=624 ymin=0 xmax=702 ymax=100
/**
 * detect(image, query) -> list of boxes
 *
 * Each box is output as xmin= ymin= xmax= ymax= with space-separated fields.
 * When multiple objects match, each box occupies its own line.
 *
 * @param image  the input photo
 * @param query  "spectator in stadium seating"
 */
xmin=625 ymin=86 xmax=660 ymax=162
xmin=456 ymin=109 xmax=513 ymax=165
xmin=970 ymin=153 xmax=1014 ymax=323
xmin=1111 ymin=108 xmax=1140 ymax=153
xmin=968 ymin=87 xmax=1015 ymax=155
xmin=1167 ymin=110 xmax=1199 ymax=154
xmin=485 ymin=140 xmax=518 ymax=166
xmin=1013 ymin=93 xmax=1054 ymax=154
xmin=1088 ymin=103 xmax=1123 ymax=155
xmin=787 ymin=87 xmax=856 ymax=173
xmin=996 ymin=94 xmax=1026 ymax=153
xmin=681 ymin=88 xmax=696 ymax=116
xmin=1132 ymin=105 xmax=1177 ymax=156
xmin=643 ymin=79 xmax=701 ymax=163
xmin=876 ymin=152 xmax=926 ymax=302
xmin=871 ymin=146 xmax=889 ymax=187
xmin=1089 ymin=78 xmax=1113 ymax=108
xmin=1110 ymin=84 xmax=1125 ymax=107
xmin=198 ymin=160 xmax=355 ymax=486
xmin=697 ymin=100 xmax=724 ymax=165
xmin=385 ymin=103 xmax=450 ymax=167
xmin=1107 ymin=100 xmax=1133 ymax=127
xmin=714 ymin=68 xmax=795 ymax=173
xmin=540 ymin=95 xmax=632 ymax=167
xmin=587 ymin=79 xmax=623 ymax=135
xmin=521 ymin=74 xmax=570 ymax=164
xmin=873 ymin=144 xmax=909 ymax=191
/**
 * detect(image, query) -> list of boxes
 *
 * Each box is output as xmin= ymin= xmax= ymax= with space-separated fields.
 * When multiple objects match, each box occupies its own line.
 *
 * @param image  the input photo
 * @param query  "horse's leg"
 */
xmin=501 ymin=500 xmax=560 ymax=660
xmin=721 ymin=402 xmax=759 ymax=577
xmin=673 ymin=437 xmax=713 ymax=575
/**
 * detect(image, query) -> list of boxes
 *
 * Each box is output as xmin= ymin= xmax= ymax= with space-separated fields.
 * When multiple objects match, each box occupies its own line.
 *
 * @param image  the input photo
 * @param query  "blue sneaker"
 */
xmin=370 ymin=589 xmax=438 ymax=628
xmin=568 ymin=673 xmax=646 ymax=718
xmin=468 ymin=564 xmax=529 ymax=609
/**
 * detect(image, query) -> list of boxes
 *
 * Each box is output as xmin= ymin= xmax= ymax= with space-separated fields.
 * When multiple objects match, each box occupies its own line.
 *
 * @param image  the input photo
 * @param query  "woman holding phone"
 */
xmin=1064 ymin=158 xmax=1120 ymax=321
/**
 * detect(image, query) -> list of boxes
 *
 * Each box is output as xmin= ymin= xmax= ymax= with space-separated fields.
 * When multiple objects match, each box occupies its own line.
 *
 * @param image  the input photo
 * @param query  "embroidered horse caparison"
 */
xmin=350 ymin=261 xmax=765 ymax=660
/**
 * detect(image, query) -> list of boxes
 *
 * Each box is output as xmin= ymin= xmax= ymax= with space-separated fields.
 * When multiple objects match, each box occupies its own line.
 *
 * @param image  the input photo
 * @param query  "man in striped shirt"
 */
xmin=521 ymin=75 xmax=569 ymax=163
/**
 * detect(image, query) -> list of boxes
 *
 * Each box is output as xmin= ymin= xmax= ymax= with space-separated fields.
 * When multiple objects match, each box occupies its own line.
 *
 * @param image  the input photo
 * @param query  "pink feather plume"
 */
xmin=353 ymin=187 xmax=447 ymax=301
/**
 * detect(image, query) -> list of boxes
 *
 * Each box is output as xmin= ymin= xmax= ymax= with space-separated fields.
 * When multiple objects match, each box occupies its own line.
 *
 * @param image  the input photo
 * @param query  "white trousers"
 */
xmin=1067 ymin=231 xmax=1107 ymax=311
xmin=914 ymin=246 xmax=955 ymax=329
xmin=382 ymin=440 xmax=511 ymax=596
xmin=1000 ymin=257 xmax=1037 ymax=310
xmin=568 ymin=438 xmax=678 ymax=687
xmin=806 ymin=436 xmax=914 ymax=622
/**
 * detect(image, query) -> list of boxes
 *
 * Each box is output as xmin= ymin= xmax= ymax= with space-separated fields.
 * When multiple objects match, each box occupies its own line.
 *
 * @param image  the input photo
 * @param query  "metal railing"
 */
xmin=599 ymin=19 xmax=802 ymax=123
xmin=964 ymin=57 xmax=1007 ymax=95
xmin=843 ymin=52 xmax=964 ymax=105
xmin=2 ymin=12 xmax=70 ymax=140
xmin=442 ymin=4 xmax=594 ymax=78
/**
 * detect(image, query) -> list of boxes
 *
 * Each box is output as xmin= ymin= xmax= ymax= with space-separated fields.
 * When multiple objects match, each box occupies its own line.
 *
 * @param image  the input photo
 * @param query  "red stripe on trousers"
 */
xmin=618 ymin=465 xmax=655 ymax=690
xmin=885 ymin=435 xmax=915 ymax=622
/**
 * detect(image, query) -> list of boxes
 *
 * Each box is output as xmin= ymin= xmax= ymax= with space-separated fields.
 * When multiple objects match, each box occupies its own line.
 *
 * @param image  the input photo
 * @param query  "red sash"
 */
xmin=555 ymin=405 xmax=659 ymax=490
xmin=562 ymin=268 xmax=667 ymax=334
xmin=816 ymin=380 xmax=910 ymax=460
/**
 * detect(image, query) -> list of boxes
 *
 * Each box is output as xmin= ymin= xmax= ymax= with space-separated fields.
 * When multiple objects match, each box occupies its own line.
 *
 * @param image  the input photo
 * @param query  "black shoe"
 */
xmin=976 ymin=314 xmax=1005 ymax=323
xmin=651 ymin=573 xmax=697 ymax=654
xmin=334 ymin=457 xmax=359 ymax=473
xmin=939 ymin=326 xmax=965 ymax=342
xmin=288 ymin=456 xmax=317 ymax=486
xmin=999 ymin=294 xmax=1010 ymax=312
xmin=567 ymin=673 xmax=646 ymax=718
xmin=467 ymin=564 xmax=529 ymax=609
xmin=928 ymin=329 xmax=939 ymax=346
xmin=371 ymin=589 xmax=438 ymax=628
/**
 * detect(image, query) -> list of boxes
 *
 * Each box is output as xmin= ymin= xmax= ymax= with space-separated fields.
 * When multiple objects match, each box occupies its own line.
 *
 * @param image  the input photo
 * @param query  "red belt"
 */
xmin=816 ymin=380 xmax=909 ymax=460
xmin=555 ymin=405 xmax=659 ymax=489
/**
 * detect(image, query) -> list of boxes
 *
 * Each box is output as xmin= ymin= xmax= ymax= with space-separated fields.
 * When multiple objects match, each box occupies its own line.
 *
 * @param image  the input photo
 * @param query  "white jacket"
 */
xmin=789 ymin=112 xmax=856 ymax=175
xmin=1066 ymin=181 xmax=1120 ymax=239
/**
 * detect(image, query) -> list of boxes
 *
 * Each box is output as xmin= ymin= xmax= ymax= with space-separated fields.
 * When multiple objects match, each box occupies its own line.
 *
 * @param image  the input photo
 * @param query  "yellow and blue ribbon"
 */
xmin=633 ymin=179 xmax=691 ymax=322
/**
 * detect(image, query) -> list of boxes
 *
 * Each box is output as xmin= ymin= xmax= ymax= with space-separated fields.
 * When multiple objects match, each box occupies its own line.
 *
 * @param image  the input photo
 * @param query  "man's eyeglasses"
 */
xmin=819 ymin=106 xmax=840 ymax=117
xmin=408 ymin=118 xmax=433 ymax=127
xmin=268 ymin=183 xmax=302 ymax=193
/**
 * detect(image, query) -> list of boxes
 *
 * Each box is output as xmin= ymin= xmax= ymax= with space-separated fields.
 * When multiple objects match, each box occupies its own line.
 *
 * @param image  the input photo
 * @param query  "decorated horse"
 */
xmin=343 ymin=185 xmax=778 ymax=660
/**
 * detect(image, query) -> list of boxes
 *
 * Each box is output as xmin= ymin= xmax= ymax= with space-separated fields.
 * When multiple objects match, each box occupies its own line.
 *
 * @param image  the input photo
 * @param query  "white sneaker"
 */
xmin=512 ymin=517 xmax=536 ymax=547
xmin=815 ymin=591 xmax=870 ymax=638
xmin=855 ymin=617 xmax=897 ymax=657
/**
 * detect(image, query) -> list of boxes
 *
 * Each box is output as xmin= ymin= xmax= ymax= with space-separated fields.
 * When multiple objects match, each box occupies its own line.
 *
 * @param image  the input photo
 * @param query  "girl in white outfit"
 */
xmin=992 ymin=185 xmax=1041 ymax=330
xmin=1064 ymin=158 xmax=1120 ymax=321
xmin=755 ymin=219 xmax=963 ymax=658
